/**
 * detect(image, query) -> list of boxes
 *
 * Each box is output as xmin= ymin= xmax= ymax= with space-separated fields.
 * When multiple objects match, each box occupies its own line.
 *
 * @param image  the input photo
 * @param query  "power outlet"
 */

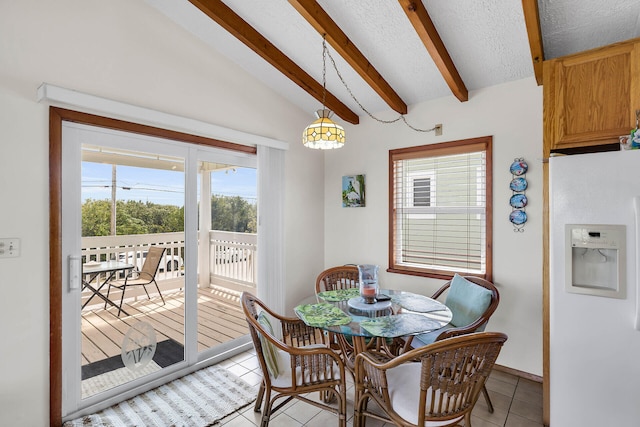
xmin=0 ymin=238 xmax=20 ymax=258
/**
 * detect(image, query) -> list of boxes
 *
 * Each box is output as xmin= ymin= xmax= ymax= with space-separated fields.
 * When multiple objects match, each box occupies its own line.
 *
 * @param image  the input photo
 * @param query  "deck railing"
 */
xmin=209 ymin=230 xmax=257 ymax=292
xmin=81 ymin=231 xmax=257 ymax=300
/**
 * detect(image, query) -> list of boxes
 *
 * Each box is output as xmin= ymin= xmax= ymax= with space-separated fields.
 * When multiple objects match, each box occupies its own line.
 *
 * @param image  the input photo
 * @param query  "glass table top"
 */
xmin=295 ymin=289 xmax=452 ymax=338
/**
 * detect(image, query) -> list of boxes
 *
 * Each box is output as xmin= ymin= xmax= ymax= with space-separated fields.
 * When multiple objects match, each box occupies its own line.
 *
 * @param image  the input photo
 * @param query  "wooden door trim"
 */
xmin=48 ymin=107 xmax=256 ymax=426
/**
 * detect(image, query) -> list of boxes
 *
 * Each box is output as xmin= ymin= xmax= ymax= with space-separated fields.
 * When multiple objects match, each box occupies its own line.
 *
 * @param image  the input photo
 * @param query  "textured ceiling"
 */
xmin=540 ymin=0 xmax=640 ymax=59
xmin=145 ymin=0 xmax=640 ymax=122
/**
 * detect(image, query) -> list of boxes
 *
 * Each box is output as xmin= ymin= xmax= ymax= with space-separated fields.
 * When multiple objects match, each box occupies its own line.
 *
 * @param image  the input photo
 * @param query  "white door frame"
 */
xmin=60 ymin=122 xmax=256 ymax=419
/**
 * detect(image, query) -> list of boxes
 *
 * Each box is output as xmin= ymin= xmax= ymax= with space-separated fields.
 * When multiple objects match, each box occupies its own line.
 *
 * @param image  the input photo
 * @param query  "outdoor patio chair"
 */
xmin=106 ymin=246 xmax=166 ymax=317
xmin=406 ymin=274 xmax=501 ymax=412
xmin=354 ymin=331 xmax=508 ymax=427
xmin=241 ymin=291 xmax=347 ymax=427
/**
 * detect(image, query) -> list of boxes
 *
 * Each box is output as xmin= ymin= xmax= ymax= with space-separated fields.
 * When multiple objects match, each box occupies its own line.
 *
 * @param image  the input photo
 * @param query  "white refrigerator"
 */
xmin=549 ymin=149 xmax=640 ymax=426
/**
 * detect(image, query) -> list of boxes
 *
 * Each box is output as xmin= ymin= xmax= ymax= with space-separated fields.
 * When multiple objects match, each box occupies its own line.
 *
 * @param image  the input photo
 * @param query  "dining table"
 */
xmin=82 ymin=260 xmax=135 ymax=315
xmin=294 ymin=288 xmax=453 ymax=364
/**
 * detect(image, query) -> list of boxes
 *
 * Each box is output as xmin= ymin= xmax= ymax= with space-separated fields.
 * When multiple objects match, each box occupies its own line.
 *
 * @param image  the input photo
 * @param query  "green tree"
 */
xmin=81 ymin=196 xmax=255 ymax=236
xmin=81 ymin=199 xmax=112 ymax=236
xmin=82 ymin=199 xmax=185 ymax=236
xmin=211 ymin=195 xmax=256 ymax=233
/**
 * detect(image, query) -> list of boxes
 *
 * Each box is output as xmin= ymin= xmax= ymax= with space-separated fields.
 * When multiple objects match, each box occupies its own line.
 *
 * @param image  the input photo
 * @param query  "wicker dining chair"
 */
xmin=404 ymin=274 xmax=500 ymax=412
xmin=315 ymin=266 xmax=359 ymax=356
xmin=241 ymin=292 xmax=347 ymax=427
xmin=315 ymin=265 xmax=360 ymax=293
xmin=354 ymin=332 xmax=508 ymax=427
xmin=410 ymin=275 xmax=500 ymax=346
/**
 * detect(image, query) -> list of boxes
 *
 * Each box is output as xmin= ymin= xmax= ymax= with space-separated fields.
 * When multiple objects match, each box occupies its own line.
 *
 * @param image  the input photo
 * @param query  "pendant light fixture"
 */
xmin=303 ymin=36 xmax=443 ymax=149
xmin=302 ymin=37 xmax=345 ymax=149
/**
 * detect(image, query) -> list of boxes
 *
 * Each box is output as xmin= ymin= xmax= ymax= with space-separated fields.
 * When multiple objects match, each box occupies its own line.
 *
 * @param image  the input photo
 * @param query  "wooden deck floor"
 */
xmin=81 ymin=286 xmax=249 ymax=365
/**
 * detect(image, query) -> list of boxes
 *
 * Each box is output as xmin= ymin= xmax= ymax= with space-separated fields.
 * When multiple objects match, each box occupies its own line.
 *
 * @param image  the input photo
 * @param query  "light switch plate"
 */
xmin=0 ymin=238 xmax=20 ymax=258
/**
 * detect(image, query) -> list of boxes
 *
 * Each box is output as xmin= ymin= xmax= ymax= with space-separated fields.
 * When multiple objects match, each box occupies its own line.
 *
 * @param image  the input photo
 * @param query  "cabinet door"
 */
xmin=544 ymin=39 xmax=640 ymax=152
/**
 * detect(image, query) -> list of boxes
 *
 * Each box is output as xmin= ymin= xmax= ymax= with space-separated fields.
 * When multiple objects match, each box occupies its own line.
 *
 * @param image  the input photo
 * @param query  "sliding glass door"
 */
xmin=196 ymin=157 xmax=257 ymax=358
xmin=61 ymin=122 xmax=256 ymax=419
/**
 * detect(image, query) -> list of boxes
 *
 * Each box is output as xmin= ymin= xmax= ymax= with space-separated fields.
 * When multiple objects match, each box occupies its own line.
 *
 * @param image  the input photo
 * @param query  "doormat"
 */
xmin=82 ymin=339 xmax=184 ymax=380
xmin=65 ymin=364 xmax=258 ymax=427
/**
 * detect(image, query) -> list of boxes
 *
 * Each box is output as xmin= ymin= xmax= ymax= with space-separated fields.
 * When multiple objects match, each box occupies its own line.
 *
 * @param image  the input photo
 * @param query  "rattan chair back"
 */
xmin=354 ymin=332 xmax=508 ymax=427
xmin=315 ymin=265 xmax=359 ymax=293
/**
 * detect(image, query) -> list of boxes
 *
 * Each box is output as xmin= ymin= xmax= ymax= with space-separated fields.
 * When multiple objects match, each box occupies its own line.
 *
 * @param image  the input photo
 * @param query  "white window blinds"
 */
xmin=389 ymin=137 xmax=492 ymax=279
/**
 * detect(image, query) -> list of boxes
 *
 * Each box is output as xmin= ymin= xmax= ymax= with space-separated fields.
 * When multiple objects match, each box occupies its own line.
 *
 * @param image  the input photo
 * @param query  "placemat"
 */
xmin=391 ymin=293 xmax=446 ymax=313
xmin=294 ymin=303 xmax=352 ymax=327
xmin=359 ymin=313 xmax=442 ymax=338
xmin=317 ymin=288 xmax=360 ymax=302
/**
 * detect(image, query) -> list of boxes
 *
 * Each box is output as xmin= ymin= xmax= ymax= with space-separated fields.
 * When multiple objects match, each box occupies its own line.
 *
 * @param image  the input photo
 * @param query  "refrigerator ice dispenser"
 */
xmin=565 ymin=224 xmax=626 ymax=299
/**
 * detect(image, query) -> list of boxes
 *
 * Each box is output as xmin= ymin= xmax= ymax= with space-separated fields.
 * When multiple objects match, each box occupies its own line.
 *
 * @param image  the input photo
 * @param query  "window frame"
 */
xmin=388 ymin=136 xmax=493 ymax=281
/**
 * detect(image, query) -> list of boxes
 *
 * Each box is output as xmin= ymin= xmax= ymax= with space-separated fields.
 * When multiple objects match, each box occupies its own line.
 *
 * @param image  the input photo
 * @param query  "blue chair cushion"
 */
xmin=445 ymin=274 xmax=493 ymax=328
xmin=411 ymin=324 xmax=454 ymax=347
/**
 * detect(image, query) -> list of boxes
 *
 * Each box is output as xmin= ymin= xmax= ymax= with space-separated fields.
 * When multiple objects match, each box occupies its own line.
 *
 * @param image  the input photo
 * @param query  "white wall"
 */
xmin=0 ymin=1 xmax=324 ymax=425
xmin=323 ymin=78 xmax=544 ymax=376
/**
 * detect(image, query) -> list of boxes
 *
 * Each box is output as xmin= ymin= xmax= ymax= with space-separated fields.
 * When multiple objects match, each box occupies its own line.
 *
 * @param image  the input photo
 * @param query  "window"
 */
xmin=412 ymin=176 xmax=433 ymax=207
xmin=389 ymin=136 xmax=492 ymax=280
xmin=407 ymin=173 xmax=435 ymax=207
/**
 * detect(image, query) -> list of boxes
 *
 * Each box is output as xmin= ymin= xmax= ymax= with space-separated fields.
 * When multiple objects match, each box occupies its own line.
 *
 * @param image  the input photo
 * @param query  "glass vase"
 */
xmin=358 ymin=264 xmax=379 ymax=304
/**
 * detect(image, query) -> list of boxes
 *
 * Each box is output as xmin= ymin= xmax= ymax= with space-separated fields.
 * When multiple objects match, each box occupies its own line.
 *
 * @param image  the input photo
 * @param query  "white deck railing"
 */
xmin=209 ymin=230 xmax=257 ymax=292
xmin=81 ymin=231 xmax=257 ymax=298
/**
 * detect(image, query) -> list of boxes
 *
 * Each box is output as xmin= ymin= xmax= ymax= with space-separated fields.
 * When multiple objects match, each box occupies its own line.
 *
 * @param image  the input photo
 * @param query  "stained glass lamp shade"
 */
xmin=302 ymin=109 xmax=345 ymax=149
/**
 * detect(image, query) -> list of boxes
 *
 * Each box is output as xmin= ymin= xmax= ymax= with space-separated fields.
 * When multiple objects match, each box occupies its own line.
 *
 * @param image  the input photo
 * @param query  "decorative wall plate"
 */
xmin=509 ymin=209 xmax=527 ymax=225
xmin=509 ymin=177 xmax=528 ymax=192
xmin=509 ymin=160 xmax=529 ymax=176
xmin=509 ymin=193 xmax=528 ymax=208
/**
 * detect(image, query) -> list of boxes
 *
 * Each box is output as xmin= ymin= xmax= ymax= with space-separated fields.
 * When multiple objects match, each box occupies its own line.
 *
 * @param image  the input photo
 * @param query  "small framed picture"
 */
xmin=342 ymin=175 xmax=365 ymax=207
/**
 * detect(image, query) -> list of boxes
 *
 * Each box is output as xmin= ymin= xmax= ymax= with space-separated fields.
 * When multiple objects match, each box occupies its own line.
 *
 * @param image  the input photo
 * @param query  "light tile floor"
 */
xmin=218 ymin=350 xmax=544 ymax=427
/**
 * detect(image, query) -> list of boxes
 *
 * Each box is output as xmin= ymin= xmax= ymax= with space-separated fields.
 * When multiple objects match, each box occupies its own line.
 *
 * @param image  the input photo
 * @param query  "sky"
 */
xmin=82 ymin=162 xmax=257 ymax=207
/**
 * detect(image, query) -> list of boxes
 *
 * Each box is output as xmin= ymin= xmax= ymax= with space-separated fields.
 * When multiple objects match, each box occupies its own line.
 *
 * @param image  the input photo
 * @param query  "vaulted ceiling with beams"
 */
xmin=146 ymin=0 xmax=640 ymax=125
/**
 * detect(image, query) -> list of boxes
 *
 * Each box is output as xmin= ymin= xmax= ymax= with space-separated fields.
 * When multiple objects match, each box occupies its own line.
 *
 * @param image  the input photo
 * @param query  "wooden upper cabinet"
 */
xmin=543 ymin=38 xmax=640 ymax=154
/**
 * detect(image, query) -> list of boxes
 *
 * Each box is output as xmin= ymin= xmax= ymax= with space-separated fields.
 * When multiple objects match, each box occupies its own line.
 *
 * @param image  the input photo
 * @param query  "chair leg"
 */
xmin=482 ymin=384 xmax=494 ymax=413
xmin=117 ymin=285 xmax=126 ymax=317
xmin=321 ymin=387 xmax=337 ymax=404
xmin=337 ymin=384 xmax=347 ymax=427
xmin=354 ymin=393 xmax=368 ymax=427
xmin=141 ymin=284 xmax=151 ymax=299
xmin=254 ymin=381 xmax=265 ymax=412
xmin=105 ymin=284 xmax=112 ymax=310
xmin=260 ymin=390 xmax=273 ymax=427
xmin=152 ymin=280 xmax=165 ymax=305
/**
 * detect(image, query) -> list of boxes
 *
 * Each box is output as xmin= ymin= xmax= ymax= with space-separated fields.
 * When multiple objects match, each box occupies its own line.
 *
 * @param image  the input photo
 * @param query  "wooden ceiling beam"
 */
xmin=522 ymin=0 xmax=544 ymax=85
xmin=188 ymin=0 xmax=359 ymax=124
xmin=289 ymin=0 xmax=408 ymax=115
xmin=398 ymin=0 xmax=468 ymax=102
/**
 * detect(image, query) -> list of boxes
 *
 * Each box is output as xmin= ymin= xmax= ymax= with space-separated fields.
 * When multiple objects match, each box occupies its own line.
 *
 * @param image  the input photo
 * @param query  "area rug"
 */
xmin=64 ymin=364 xmax=258 ymax=427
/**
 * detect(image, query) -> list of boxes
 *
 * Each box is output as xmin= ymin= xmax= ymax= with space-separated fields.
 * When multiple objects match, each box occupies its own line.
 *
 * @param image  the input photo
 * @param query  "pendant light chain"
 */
xmin=322 ymin=38 xmax=438 ymax=133
xmin=321 ymin=37 xmax=328 ymax=108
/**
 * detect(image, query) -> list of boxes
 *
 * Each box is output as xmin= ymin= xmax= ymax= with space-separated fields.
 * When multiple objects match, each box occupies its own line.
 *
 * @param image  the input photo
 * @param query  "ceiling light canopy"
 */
xmin=302 ymin=109 xmax=345 ymax=149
